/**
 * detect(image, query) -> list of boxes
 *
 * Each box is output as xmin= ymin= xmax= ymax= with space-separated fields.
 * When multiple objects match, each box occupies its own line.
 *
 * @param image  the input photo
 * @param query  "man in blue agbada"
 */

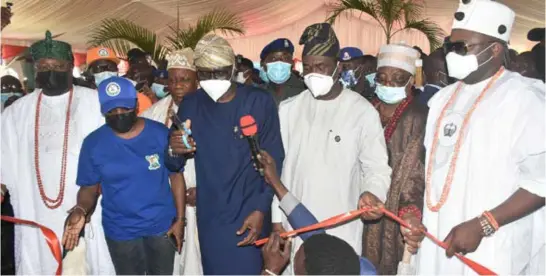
xmin=165 ymin=34 xmax=284 ymax=275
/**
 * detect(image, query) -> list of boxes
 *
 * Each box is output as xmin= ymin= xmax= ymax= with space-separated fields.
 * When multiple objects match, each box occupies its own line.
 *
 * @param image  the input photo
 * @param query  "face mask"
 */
xmin=1 ymin=92 xmax=22 ymax=108
xmin=304 ymin=64 xmax=339 ymax=98
xmin=36 ymin=71 xmax=70 ymax=96
xmin=445 ymin=44 xmax=494 ymax=80
xmin=151 ymin=83 xmax=168 ymax=98
xmin=365 ymin=73 xmax=377 ymax=87
xmin=258 ymin=68 xmax=269 ymax=83
xmin=266 ymin=61 xmax=292 ymax=84
xmin=200 ymin=80 xmax=231 ymax=102
xmin=105 ymin=110 xmax=137 ymax=133
xmin=340 ymin=69 xmax=357 ymax=88
xmin=375 ymin=78 xmax=411 ymax=104
xmin=94 ymin=71 xmax=118 ymax=87
xmin=236 ymin=71 xmax=248 ymax=84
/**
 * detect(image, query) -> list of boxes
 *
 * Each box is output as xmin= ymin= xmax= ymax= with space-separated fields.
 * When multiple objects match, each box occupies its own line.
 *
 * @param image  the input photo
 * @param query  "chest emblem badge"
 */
xmin=146 ymin=154 xmax=161 ymax=170
xmin=443 ymin=123 xmax=457 ymax=137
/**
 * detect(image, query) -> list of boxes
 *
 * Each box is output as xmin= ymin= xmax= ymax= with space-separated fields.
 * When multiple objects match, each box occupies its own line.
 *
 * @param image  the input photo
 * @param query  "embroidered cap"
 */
xmin=377 ymin=43 xmax=420 ymax=75
xmin=98 ymin=76 xmax=137 ymax=114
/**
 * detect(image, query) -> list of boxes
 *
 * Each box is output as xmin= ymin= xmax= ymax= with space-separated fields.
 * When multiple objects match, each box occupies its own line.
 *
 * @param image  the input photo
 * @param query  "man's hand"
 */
xmin=400 ymin=213 xmax=426 ymax=254
xmin=186 ymin=187 xmax=196 ymax=207
xmin=169 ymin=120 xmax=196 ymax=155
xmin=257 ymin=150 xmax=281 ymax=185
xmin=358 ymin=192 xmax=385 ymax=220
xmin=237 ymin=210 xmax=264 ymax=246
xmin=167 ymin=219 xmax=185 ymax=253
xmin=262 ymin=233 xmax=291 ymax=274
xmin=272 ymin=223 xmax=286 ymax=234
xmin=1 ymin=7 xmax=12 ymax=30
xmin=444 ymin=217 xmax=483 ymax=257
xmin=62 ymin=208 xmax=86 ymax=251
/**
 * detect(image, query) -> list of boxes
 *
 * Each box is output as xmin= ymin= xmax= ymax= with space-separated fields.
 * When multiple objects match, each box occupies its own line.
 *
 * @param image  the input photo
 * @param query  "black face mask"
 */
xmin=105 ymin=110 xmax=137 ymax=133
xmin=36 ymin=71 xmax=71 ymax=96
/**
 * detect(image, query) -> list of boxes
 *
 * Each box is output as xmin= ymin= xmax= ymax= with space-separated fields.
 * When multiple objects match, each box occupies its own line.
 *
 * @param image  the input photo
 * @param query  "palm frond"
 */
xmin=326 ymin=0 xmax=387 ymax=36
xmin=166 ymin=9 xmax=245 ymax=50
xmin=87 ymin=19 xmax=168 ymax=63
xmin=377 ymin=0 xmax=405 ymax=34
xmin=399 ymin=19 xmax=445 ymax=51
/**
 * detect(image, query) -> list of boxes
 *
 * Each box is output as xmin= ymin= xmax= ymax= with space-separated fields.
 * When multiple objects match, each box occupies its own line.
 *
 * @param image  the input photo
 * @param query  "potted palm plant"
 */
xmin=327 ymin=0 xmax=445 ymax=51
xmin=87 ymin=9 xmax=245 ymax=64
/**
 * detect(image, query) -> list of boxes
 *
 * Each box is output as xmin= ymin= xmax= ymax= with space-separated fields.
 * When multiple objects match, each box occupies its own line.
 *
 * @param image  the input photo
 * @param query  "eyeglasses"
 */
xmin=443 ymin=41 xmax=497 ymax=55
xmin=196 ymin=66 xmax=233 ymax=81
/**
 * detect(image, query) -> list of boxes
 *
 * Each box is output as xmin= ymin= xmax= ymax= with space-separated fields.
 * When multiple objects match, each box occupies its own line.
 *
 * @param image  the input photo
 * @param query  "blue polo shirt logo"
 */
xmin=146 ymin=154 xmax=161 ymax=170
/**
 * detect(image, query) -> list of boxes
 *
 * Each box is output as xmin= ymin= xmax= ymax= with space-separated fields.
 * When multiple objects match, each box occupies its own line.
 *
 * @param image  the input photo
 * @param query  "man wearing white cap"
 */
xmin=416 ymin=0 xmax=545 ymax=274
xmin=140 ymin=48 xmax=202 ymax=275
xmin=362 ymin=43 xmax=428 ymax=275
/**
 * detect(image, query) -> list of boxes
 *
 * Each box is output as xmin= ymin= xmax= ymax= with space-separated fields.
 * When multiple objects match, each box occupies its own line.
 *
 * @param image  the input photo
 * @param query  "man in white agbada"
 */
xmin=415 ymin=0 xmax=545 ymax=274
xmin=272 ymin=22 xmax=392 ymax=274
xmin=0 ymin=31 xmax=114 ymax=275
xmin=140 ymin=48 xmax=202 ymax=275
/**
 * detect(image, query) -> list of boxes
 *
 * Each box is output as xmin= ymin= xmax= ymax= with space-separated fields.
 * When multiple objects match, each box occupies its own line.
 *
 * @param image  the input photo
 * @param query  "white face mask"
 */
xmin=304 ymin=64 xmax=339 ymax=98
xmin=375 ymin=78 xmax=411 ymax=104
xmin=445 ymin=44 xmax=495 ymax=80
xmin=200 ymin=80 xmax=231 ymax=102
xmin=236 ymin=71 xmax=248 ymax=84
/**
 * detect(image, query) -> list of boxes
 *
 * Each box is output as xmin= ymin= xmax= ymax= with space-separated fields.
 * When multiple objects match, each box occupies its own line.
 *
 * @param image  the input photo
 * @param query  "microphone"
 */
xmin=240 ymin=115 xmax=264 ymax=176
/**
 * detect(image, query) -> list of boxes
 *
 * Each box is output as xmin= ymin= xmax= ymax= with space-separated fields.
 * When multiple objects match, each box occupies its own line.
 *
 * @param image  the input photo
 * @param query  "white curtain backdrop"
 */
xmin=1 ymin=0 xmax=544 ymax=61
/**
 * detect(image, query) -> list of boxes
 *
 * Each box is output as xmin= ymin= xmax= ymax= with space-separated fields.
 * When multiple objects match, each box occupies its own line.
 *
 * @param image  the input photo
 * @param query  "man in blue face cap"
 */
xmin=260 ymin=38 xmax=306 ymax=106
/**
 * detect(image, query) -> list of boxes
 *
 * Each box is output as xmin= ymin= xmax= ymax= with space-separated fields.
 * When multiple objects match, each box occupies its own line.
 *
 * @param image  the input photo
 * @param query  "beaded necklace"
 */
xmin=425 ymin=68 xmax=505 ymax=212
xmin=373 ymin=97 xmax=413 ymax=142
xmin=34 ymin=89 xmax=74 ymax=209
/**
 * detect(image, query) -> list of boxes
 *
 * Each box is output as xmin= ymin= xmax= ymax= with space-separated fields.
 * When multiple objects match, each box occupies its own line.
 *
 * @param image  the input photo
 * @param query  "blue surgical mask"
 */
xmin=94 ymin=71 xmax=118 ymax=87
xmin=365 ymin=73 xmax=376 ymax=87
xmin=375 ymin=78 xmax=411 ymax=104
xmin=340 ymin=69 xmax=357 ymax=88
xmin=266 ymin=61 xmax=292 ymax=84
xmin=1 ymin=92 xmax=22 ymax=106
xmin=151 ymin=83 xmax=168 ymax=98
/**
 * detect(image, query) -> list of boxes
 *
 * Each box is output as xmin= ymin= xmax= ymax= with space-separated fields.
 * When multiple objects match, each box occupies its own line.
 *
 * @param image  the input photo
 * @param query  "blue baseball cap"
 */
xmin=98 ymin=76 xmax=137 ymax=114
xmin=339 ymin=47 xmax=364 ymax=61
xmin=260 ymin=38 xmax=294 ymax=61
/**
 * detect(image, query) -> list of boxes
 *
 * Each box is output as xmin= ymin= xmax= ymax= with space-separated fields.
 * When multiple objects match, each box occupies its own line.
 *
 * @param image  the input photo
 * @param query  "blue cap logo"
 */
xmin=284 ymin=40 xmax=289 ymax=48
xmin=105 ymin=82 xmax=121 ymax=97
xmin=343 ymin=52 xmax=351 ymax=61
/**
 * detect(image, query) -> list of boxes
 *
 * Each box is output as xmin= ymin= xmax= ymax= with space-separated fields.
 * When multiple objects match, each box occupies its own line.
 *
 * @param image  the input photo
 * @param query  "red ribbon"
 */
xmin=255 ymin=207 xmax=497 ymax=275
xmin=1 ymin=215 xmax=62 ymax=275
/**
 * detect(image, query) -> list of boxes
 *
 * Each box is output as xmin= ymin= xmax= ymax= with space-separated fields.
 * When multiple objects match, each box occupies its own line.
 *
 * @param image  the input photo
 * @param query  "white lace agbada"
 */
xmin=1 ymin=86 xmax=115 ymax=275
xmin=416 ymin=70 xmax=545 ymax=275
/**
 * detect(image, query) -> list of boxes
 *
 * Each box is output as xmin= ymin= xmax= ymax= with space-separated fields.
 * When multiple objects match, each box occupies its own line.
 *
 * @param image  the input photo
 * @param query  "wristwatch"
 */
xmin=478 ymin=215 xmax=495 ymax=237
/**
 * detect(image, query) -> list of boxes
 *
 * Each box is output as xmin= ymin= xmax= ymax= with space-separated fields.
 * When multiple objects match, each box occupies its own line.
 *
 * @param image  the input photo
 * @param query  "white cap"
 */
xmin=451 ymin=0 xmax=515 ymax=42
xmin=377 ymin=43 xmax=420 ymax=75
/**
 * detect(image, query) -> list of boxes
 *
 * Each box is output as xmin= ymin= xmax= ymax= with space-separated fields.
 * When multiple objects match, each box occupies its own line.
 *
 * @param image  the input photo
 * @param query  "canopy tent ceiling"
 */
xmin=2 ymin=0 xmax=544 ymax=61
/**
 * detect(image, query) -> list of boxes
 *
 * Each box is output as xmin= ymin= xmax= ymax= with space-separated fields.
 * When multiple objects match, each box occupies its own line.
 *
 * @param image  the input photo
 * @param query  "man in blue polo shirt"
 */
xmin=62 ymin=76 xmax=186 ymax=275
xmin=260 ymin=38 xmax=306 ymax=105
